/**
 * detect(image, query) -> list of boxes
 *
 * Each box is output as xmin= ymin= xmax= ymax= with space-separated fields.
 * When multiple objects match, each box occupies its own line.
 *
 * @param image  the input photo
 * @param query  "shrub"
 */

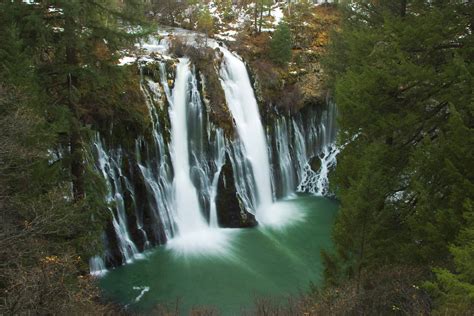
xmin=270 ymin=22 xmax=292 ymax=66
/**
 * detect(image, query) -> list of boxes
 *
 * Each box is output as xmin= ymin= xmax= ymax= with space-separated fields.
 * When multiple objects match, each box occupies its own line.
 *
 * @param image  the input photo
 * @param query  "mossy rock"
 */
xmin=183 ymin=45 xmax=234 ymax=136
xmin=164 ymin=59 xmax=177 ymax=89
xmin=140 ymin=61 xmax=162 ymax=82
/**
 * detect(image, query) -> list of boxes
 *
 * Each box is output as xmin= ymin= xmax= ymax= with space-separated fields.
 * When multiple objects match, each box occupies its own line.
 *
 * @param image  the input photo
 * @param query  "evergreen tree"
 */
xmin=253 ymin=0 xmax=273 ymax=33
xmin=426 ymin=200 xmax=474 ymax=313
xmin=197 ymin=7 xmax=214 ymax=37
xmin=322 ymin=0 xmax=474 ymax=305
xmin=270 ymin=22 xmax=292 ymax=65
xmin=28 ymin=0 xmax=151 ymax=200
xmin=286 ymin=0 xmax=313 ymax=48
xmin=0 ymin=1 xmax=151 ymax=313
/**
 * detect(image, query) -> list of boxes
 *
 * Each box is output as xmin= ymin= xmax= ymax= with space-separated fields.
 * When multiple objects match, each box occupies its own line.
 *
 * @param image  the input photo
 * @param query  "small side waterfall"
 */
xmin=89 ymin=255 xmax=107 ymax=277
xmin=187 ymin=66 xmax=226 ymax=228
xmin=207 ymin=129 xmax=226 ymax=228
xmin=271 ymin=116 xmax=296 ymax=198
xmin=138 ymin=70 xmax=176 ymax=242
xmin=270 ymin=102 xmax=338 ymax=197
xmin=219 ymin=48 xmax=274 ymax=224
xmin=93 ymin=137 xmax=142 ymax=264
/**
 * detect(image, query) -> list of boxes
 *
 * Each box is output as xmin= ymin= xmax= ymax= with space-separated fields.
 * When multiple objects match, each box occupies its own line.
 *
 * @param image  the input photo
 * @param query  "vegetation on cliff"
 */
xmin=269 ymin=22 xmax=292 ymax=66
xmin=229 ymin=3 xmax=340 ymax=114
xmin=0 ymin=1 xmax=150 ymax=313
xmin=169 ymin=38 xmax=235 ymax=135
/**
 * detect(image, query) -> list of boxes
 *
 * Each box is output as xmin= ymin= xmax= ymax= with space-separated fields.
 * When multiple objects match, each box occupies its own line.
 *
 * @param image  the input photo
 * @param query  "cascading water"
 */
xmin=90 ymin=31 xmax=339 ymax=273
xmin=187 ymin=69 xmax=226 ymax=228
xmin=89 ymin=255 xmax=107 ymax=277
xmin=137 ymin=73 xmax=176 ymax=242
xmin=266 ymin=100 xmax=338 ymax=198
xmin=93 ymin=137 xmax=142 ymax=265
xmin=271 ymin=116 xmax=297 ymax=198
xmin=158 ymin=58 xmax=231 ymax=255
xmin=295 ymin=102 xmax=338 ymax=195
xmin=168 ymin=58 xmax=207 ymax=233
xmin=219 ymin=48 xmax=274 ymax=225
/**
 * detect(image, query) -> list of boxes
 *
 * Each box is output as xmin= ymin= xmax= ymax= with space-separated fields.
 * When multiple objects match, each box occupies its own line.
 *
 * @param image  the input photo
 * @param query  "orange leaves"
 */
xmin=92 ymin=40 xmax=111 ymax=61
xmin=41 ymin=255 xmax=60 ymax=264
xmin=314 ymin=30 xmax=329 ymax=48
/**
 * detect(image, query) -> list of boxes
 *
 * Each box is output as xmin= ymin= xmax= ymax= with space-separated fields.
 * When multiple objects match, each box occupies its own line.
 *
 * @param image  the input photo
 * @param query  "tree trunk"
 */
xmin=69 ymin=117 xmax=85 ymax=201
xmin=400 ymin=0 xmax=407 ymax=17
xmin=356 ymin=213 xmax=367 ymax=294
xmin=65 ymin=14 xmax=85 ymax=201
xmin=254 ymin=3 xmax=258 ymax=33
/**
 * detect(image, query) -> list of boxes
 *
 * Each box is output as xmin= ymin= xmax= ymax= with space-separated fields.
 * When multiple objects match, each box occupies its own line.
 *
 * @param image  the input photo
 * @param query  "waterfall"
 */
xmin=269 ymin=102 xmax=338 ymax=197
xmin=168 ymin=58 xmax=207 ymax=233
xmin=89 ymin=256 xmax=107 ymax=276
xmin=149 ymin=58 xmax=231 ymax=255
xmin=138 ymin=71 xmax=176 ymax=242
xmin=94 ymin=137 xmax=142 ymax=264
xmin=89 ymin=31 xmax=339 ymax=273
xmin=296 ymin=102 xmax=339 ymax=195
xmin=219 ymin=48 xmax=274 ymax=224
xmin=187 ymin=68 xmax=226 ymax=228
xmin=272 ymin=116 xmax=297 ymax=198
xmin=207 ymin=129 xmax=226 ymax=228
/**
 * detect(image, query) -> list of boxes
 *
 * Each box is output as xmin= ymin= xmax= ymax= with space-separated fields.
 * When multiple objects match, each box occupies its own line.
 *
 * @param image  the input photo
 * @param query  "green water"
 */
xmin=100 ymin=195 xmax=338 ymax=315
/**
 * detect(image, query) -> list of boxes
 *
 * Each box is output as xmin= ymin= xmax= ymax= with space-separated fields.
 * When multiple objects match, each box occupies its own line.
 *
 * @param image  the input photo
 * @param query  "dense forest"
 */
xmin=0 ymin=0 xmax=152 ymax=313
xmin=1 ymin=0 xmax=473 ymax=315
xmin=322 ymin=1 xmax=474 ymax=314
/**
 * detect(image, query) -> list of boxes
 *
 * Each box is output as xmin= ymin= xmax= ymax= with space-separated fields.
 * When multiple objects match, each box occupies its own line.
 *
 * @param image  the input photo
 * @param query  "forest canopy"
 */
xmin=0 ymin=0 xmax=150 ymax=313
xmin=321 ymin=0 xmax=474 ymax=314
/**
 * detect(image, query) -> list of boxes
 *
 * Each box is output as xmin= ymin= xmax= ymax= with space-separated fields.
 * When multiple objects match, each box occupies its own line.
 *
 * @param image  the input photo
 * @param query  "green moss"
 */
xmin=81 ymin=67 xmax=152 ymax=151
xmin=141 ymin=61 xmax=162 ymax=82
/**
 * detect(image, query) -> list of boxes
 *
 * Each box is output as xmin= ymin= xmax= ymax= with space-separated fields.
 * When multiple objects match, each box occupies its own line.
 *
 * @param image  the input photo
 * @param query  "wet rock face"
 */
xmin=216 ymin=156 xmax=257 ymax=228
xmin=310 ymin=155 xmax=322 ymax=172
xmin=104 ymin=221 xmax=123 ymax=268
xmin=131 ymin=162 xmax=167 ymax=247
xmin=238 ymin=204 xmax=258 ymax=228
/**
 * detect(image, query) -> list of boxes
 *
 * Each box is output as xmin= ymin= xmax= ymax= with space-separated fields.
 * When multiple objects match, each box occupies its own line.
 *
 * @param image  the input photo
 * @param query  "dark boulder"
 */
xmin=216 ymin=155 xmax=258 ymax=228
xmin=310 ymin=155 xmax=322 ymax=172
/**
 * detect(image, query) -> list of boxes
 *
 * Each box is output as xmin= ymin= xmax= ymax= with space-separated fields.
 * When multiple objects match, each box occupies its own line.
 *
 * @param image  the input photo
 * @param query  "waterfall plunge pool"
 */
xmin=99 ymin=195 xmax=337 ymax=314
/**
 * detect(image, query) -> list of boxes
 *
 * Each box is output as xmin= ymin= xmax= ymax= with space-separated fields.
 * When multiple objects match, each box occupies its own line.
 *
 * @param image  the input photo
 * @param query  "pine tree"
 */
xmin=32 ymin=0 xmax=151 ymax=200
xmin=425 ymin=199 xmax=474 ymax=314
xmin=286 ymin=0 xmax=313 ymax=48
xmin=270 ymin=22 xmax=292 ymax=65
xmin=322 ymin=0 xmax=474 ymax=298
xmin=197 ymin=7 xmax=214 ymax=37
xmin=0 ymin=1 xmax=151 ymax=313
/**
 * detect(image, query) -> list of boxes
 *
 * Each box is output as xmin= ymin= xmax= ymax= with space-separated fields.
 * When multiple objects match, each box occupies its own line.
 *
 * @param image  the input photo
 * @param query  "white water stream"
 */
xmin=169 ymin=59 xmax=207 ymax=233
xmin=166 ymin=58 xmax=232 ymax=255
xmin=219 ymin=49 xmax=275 ymax=225
xmin=90 ymin=30 xmax=338 ymax=274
